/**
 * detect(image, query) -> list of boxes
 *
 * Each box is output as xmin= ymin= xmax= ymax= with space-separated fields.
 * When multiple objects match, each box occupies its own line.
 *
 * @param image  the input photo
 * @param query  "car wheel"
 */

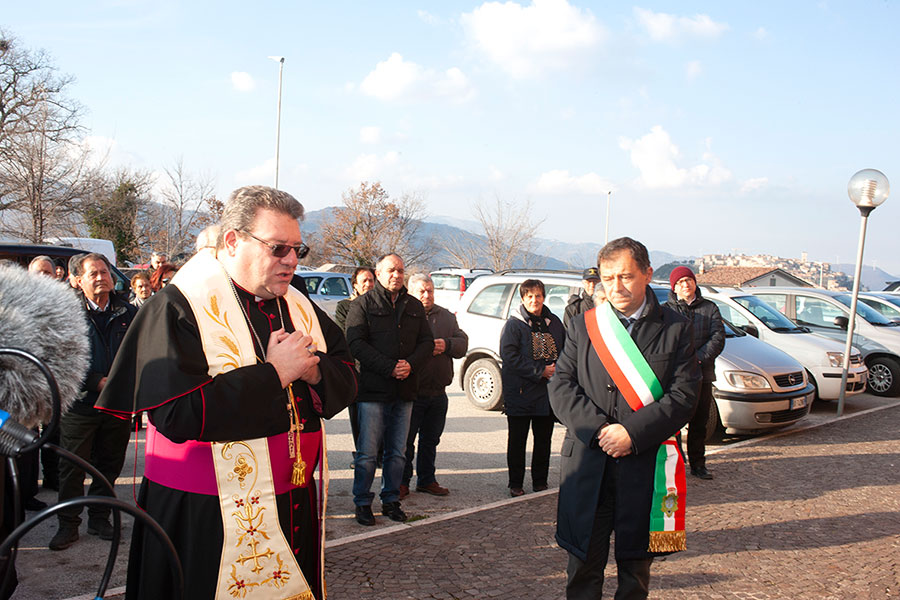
xmin=866 ymin=356 xmax=900 ymax=397
xmin=464 ymin=358 xmax=504 ymax=411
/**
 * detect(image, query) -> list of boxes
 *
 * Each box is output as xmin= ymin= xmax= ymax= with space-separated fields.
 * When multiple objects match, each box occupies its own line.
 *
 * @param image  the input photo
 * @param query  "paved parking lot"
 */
xmin=9 ymin=393 xmax=900 ymax=599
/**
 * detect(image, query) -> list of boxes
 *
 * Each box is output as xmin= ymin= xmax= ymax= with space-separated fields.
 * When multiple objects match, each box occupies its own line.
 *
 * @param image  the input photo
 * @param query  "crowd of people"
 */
xmin=5 ymin=185 xmax=724 ymax=600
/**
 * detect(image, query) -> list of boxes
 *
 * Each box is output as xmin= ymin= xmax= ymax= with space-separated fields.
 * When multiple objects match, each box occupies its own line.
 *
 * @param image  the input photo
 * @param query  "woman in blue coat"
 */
xmin=500 ymin=279 xmax=565 ymax=497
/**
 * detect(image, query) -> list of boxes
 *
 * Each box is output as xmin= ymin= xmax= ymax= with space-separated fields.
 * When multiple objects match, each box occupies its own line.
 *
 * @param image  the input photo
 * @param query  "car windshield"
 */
xmin=833 ymin=294 xmax=897 ymax=326
xmin=873 ymin=294 xmax=900 ymax=309
xmin=733 ymin=295 xmax=804 ymax=332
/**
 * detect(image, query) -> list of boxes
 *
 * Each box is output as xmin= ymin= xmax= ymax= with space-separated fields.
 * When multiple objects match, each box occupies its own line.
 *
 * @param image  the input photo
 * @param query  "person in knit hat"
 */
xmin=665 ymin=266 xmax=725 ymax=479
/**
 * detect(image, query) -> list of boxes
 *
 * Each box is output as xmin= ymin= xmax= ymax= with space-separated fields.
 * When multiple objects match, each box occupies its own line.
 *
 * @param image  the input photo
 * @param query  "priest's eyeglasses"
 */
xmin=240 ymin=230 xmax=310 ymax=259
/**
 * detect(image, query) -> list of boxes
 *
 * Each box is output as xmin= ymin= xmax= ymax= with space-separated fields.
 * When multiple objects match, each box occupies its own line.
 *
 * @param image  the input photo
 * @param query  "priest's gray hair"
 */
xmin=217 ymin=186 xmax=305 ymax=249
xmin=0 ymin=263 xmax=89 ymax=427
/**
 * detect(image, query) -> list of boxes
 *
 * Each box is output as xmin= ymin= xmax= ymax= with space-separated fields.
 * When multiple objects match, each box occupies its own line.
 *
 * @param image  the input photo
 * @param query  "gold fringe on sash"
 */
xmin=649 ymin=530 xmax=686 ymax=553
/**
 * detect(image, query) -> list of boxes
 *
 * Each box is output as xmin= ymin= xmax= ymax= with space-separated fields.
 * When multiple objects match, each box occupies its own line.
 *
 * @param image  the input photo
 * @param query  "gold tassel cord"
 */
xmin=648 ymin=530 xmax=686 ymax=553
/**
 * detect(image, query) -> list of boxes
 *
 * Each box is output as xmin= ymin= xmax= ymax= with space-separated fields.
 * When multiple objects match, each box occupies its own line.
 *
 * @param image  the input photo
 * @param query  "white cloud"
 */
xmin=753 ymin=27 xmax=768 ymax=40
xmin=686 ymin=60 xmax=702 ymax=81
xmin=235 ymin=158 xmax=276 ymax=185
xmin=461 ymin=0 xmax=606 ymax=78
xmin=231 ymin=71 xmax=255 ymax=92
xmin=740 ymin=177 xmax=769 ymax=193
xmin=360 ymin=126 xmax=382 ymax=144
xmin=634 ymin=8 xmax=728 ymax=42
xmin=533 ymin=170 xmax=617 ymax=195
xmin=343 ymin=152 xmax=401 ymax=181
xmin=618 ymin=126 xmax=731 ymax=189
xmin=359 ymin=53 xmax=475 ymax=103
xmin=78 ymin=135 xmax=140 ymax=168
xmin=417 ymin=10 xmax=440 ymax=25
xmin=489 ymin=165 xmax=505 ymax=181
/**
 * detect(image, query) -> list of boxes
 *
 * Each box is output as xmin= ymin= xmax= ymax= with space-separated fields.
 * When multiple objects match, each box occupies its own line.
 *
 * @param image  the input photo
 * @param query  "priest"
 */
xmin=97 ymin=185 xmax=357 ymax=600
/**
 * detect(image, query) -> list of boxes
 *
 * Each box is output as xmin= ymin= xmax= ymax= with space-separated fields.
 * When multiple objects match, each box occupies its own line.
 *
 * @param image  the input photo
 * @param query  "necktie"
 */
xmin=620 ymin=317 xmax=635 ymax=330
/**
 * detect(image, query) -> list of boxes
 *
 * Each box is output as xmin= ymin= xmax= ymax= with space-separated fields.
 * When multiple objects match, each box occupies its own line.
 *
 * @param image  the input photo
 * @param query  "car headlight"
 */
xmin=723 ymin=371 xmax=771 ymax=390
xmin=826 ymin=352 xmax=844 ymax=368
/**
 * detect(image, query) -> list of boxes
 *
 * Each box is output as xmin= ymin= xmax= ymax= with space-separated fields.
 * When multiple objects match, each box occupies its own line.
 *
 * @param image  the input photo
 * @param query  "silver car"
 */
xmin=454 ymin=274 xmax=814 ymax=436
xmin=292 ymin=271 xmax=353 ymax=318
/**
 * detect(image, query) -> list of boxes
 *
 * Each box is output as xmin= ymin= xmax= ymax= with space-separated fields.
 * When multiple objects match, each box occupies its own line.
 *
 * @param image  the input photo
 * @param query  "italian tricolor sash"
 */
xmin=584 ymin=302 xmax=687 ymax=553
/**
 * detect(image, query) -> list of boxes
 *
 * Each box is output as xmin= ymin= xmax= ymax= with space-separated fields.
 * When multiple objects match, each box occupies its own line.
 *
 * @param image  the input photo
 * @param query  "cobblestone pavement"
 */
xmin=324 ymin=405 xmax=900 ymax=599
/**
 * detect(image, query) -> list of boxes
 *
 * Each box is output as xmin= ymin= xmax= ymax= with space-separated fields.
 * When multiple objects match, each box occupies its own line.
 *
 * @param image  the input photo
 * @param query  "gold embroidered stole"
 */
xmin=171 ymin=252 xmax=327 ymax=600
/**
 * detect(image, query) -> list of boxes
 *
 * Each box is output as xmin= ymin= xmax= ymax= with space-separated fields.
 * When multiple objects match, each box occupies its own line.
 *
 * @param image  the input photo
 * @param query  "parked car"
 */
xmin=291 ymin=270 xmax=353 ymax=318
xmin=429 ymin=268 xmax=493 ymax=312
xmin=650 ymin=286 xmax=815 ymax=436
xmin=455 ymin=273 xmax=815 ymax=436
xmin=749 ymin=287 xmax=900 ymax=397
xmin=699 ymin=286 xmax=867 ymax=401
xmin=0 ymin=243 xmax=130 ymax=293
xmin=858 ymin=292 xmax=900 ymax=323
xmin=455 ymin=270 xmax=582 ymax=411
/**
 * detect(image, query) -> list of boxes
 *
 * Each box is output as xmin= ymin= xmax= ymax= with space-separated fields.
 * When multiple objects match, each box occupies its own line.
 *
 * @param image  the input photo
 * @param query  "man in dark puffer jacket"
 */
xmin=666 ymin=266 xmax=725 ymax=479
xmin=345 ymin=254 xmax=433 ymax=526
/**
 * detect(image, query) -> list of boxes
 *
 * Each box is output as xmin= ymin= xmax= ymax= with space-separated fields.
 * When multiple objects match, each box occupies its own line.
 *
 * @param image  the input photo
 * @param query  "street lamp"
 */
xmin=268 ymin=56 xmax=285 ymax=189
xmin=837 ymin=168 xmax=889 ymax=416
xmin=605 ymin=191 xmax=611 ymax=244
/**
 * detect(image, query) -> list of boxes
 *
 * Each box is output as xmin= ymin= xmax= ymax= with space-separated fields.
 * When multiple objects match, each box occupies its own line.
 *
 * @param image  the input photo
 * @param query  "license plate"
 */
xmin=791 ymin=396 xmax=807 ymax=410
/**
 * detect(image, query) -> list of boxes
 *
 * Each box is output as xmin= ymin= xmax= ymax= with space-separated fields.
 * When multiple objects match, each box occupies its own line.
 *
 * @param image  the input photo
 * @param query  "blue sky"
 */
xmin=6 ymin=1 xmax=900 ymax=274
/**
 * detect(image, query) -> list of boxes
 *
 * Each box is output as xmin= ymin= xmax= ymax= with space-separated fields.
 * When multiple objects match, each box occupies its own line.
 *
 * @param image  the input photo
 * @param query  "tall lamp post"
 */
xmin=268 ymin=56 xmax=285 ymax=189
xmin=837 ymin=168 xmax=889 ymax=416
xmin=605 ymin=191 xmax=611 ymax=244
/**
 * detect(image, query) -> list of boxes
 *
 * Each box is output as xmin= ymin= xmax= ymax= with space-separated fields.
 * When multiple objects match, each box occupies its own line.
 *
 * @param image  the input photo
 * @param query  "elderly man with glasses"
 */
xmin=97 ymin=185 xmax=357 ymax=600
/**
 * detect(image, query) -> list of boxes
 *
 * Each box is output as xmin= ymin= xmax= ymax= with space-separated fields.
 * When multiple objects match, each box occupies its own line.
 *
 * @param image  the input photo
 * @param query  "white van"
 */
xmin=44 ymin=237 xmax=117 ymax=266
xmin=701 ymin=287 xmax=867 ymax=401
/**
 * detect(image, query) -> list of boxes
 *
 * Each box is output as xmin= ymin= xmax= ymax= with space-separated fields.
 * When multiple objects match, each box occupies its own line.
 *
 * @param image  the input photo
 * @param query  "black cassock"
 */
xmin=97 ymin=283 xmax=357 ymax=600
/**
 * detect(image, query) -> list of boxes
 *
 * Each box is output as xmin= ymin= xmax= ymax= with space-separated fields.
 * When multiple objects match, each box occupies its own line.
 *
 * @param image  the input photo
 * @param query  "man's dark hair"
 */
xmin=68 ymin=253 xmax=87 ymax=277
xmin=597 ymin=237 xmax=651 ymax=273
xmin=520 ymin=278 xmax=545 ymax=298
xmin=80 ymin=252 xmax=113 ymax=272
xmin=352 ymin=266 xmax=375 ymax=285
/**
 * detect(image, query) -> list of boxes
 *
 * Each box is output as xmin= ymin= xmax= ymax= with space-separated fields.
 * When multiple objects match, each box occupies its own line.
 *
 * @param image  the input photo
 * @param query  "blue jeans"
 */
xmin=352 ymin=400 xmax=413 ymax=507
xmin=403 ymin=392 xmax=448 ymax=487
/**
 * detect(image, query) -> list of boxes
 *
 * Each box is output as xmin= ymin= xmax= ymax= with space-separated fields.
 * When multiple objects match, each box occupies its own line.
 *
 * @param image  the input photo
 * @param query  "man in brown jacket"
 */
xmin=401 ymin=273 xmax=468 ymax=498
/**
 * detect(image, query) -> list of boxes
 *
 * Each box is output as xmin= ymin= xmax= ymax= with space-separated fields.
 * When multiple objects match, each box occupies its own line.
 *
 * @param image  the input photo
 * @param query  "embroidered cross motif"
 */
xmin=237 ymin=538 xmax=274 ymax=574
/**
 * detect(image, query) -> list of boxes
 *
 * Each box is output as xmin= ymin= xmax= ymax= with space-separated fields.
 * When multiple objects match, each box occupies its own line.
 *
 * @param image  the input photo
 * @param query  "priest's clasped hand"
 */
xmin=267 ymin=328 xmax=323 ymax=387
xmin=597 ymin=424 xmax=633 ymax=458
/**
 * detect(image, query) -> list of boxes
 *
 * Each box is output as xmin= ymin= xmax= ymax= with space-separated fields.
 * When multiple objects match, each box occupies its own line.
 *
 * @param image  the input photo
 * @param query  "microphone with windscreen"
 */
xmin=0 ymin=262 xmax=89 ymax=438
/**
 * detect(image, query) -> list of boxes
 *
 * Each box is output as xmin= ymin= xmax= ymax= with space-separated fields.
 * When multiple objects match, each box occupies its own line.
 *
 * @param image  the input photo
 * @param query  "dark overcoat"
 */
xmin=500 ymin=305 xmax=565 ymax=417
xmin=548 ymin=288 xmax=700 ymax=561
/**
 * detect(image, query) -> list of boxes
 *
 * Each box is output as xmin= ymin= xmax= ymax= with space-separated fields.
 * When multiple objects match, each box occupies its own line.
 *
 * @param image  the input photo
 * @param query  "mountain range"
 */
xmin=303 ymin=208 xmax=896 ymax=290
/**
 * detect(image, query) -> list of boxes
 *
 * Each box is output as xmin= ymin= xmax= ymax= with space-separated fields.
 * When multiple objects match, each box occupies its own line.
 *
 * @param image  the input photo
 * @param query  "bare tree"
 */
xmin=0 ymin=111 xmax=102 ymax=242
xmin=0 ymin=31 xmax=81 ymax=153
xmin=155 ymin=158 xmax=216 ymax=260
xmin=442 ymin=230 xmax=484 ymax=269
xmin=82 ymin=168 xmax=155 ymax=264
xmin=318 ymin=182 xmax=432 ymax=267
xmin=447 ymin=196 xmax=544 ymax=272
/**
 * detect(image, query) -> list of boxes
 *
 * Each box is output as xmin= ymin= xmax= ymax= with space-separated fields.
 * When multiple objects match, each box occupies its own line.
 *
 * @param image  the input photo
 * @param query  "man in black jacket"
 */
xmin=401 ymin=274 xmax=468 ymax=498
xmin=666 ymin=266 xmax=726 ymax=479
xmin=549 ymin=237 xmax=699 ymax=600
xmin=563 ymin=266 xmax=601 ymax=328
xmin=49 ymin=253 xmax=137 ymax=551
xmin=345 ymin=254 xmax=433 ymax=526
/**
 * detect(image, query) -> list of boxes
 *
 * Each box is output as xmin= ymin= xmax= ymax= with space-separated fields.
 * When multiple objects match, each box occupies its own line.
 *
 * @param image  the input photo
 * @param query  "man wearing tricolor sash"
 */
xmin=97 ymin=186 xmax=357 ymax=599
xmin=549 ymin=237 xmax=700 ymax=600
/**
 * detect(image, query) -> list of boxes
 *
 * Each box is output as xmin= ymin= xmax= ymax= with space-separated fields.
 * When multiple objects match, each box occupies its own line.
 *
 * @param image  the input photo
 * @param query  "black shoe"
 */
xmin=533 ymin=484 xmax=548 ymax=492
xmin=24 ymin=497 xmax=48 ymax=511
xmin=355 ymin=505 xmax=376 ymax=526
xmin=49 ymin=527 xmax=79 ymax=551
xmin=381 ymin=501 xmax=408 ymax=522
xmin=509 ymin=487 xmax=525 ymax=497
xmin=87 ymin=519 xmax=115 ymax=540
xmin=691 ymin=466 xmax=713 ymax=480
xmin=42 ymin=479 xmax=59 ymax=491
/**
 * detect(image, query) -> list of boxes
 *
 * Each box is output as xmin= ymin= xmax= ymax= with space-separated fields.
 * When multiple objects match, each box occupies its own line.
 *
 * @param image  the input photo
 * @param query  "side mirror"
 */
xmin=833 ymin=316 xmax=849 ymax=330
xmin=740 ymin=324 xmax=759 ymax=338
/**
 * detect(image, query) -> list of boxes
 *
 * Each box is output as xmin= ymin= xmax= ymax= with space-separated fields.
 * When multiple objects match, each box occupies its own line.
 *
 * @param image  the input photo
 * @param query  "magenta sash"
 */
xmin=144 ymin=423 xmax=321 ymax=496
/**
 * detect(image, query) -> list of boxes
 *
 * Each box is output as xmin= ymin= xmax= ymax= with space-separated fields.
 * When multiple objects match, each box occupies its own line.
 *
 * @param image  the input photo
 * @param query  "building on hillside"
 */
xmin=696 ymin=267 xmax=813 ymax=288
